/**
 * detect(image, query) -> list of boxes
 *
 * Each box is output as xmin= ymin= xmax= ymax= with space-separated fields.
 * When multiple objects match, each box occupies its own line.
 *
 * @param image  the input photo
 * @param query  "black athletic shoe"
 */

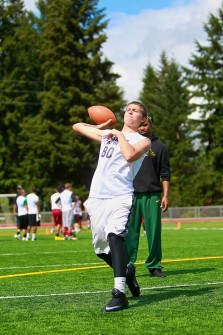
xmin=126 ymin=263 xmax=140 ymax=297
xmin=102 ymin=288 xmax=128 ymax=313
xmin=149 ymin=268 xmax=166 ymax=278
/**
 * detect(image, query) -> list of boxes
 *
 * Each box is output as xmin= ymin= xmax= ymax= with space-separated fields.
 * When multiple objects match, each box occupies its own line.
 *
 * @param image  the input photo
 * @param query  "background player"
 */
xmin=125 ymin=115 xmax=170 ymax=277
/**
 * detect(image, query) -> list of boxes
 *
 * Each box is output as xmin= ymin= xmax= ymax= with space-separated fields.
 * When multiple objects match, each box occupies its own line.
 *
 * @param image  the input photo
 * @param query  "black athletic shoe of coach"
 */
xmin=149 ymin=268 xmax=166 ymax=278
xmin=126 ymin=263 xmax=140 ymax=297
xmin=102 ymin=288 xmax=129 ymax=313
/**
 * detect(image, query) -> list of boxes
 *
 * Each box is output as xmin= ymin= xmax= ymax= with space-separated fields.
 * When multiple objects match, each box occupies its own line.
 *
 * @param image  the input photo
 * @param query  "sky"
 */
xmin=24 ymin=0 xmax=223 ymax=101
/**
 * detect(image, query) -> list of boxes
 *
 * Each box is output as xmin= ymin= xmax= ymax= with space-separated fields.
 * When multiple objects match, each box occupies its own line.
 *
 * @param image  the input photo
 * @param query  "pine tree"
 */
xmin=185 ymin=4 xmax=223 ymax=204
xmin=16 ymin=0 xmax=124 ymax=202
xmin=0 ymin=0 xmax=42 ymax=191
xmin=139 ymin=63 xmax=159 ymax=115
xmin=140 ymin=52 xmax=195 ymax=206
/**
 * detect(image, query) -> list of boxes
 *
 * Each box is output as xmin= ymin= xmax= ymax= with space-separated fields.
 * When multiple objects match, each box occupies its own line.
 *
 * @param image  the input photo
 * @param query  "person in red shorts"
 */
xmin=50 ymin=185 xmax=63 ymax=240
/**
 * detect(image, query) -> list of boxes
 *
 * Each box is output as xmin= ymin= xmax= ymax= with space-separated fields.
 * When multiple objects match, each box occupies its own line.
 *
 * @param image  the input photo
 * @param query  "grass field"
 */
xmin=0 ymin=221 xmax=223 ymax=335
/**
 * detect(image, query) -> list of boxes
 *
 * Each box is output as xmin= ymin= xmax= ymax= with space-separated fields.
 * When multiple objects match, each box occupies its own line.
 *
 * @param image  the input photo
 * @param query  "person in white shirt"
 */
xmin=13 ymin=185 xmax=25 ymax=238
xmin=72 ymin=101 xmax=151 ymax=313
xmin=14 ymin=189 xmax=28 ymax=240
xmin=26 ymin=187 xmax=40 ymax=241
xmin=58 ymin=183 xmax=77 ymax=240
xmin=73 ymin=195 xmax=83 ymax=233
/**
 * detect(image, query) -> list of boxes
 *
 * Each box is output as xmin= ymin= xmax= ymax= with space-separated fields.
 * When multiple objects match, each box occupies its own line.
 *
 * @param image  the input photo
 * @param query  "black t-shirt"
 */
xmin=133 ymin=134 xmax=170 ymax=193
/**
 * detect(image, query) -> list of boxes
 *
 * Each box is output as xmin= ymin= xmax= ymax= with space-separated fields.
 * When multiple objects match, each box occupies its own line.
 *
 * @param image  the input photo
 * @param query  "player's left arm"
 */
xmin=24 ymin=198 xmax=28 ymax=210
xmin=37 ymin=201 xmax=41 ymax=214
xmin=110 ymin=130 xmax=151 ymax=162
xmin=161 ymin=181 xmax=169 ymax=213
xmin=160 ymin=146 xmax=170 ymax=213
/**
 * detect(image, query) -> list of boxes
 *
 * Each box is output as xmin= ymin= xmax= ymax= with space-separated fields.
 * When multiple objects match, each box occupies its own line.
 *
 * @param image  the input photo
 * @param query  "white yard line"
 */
xmin=0 ymin=250 xmax=91 ymax=256
xmin=0 ymin=262 xmax=103 ymax=270
xmin=162 ymin=227 xmax=223 ymax=230
xmin=0 ymin=281 xmax=222 ymax=300
xmin=1 ymin=255 xmax=223 ymax=270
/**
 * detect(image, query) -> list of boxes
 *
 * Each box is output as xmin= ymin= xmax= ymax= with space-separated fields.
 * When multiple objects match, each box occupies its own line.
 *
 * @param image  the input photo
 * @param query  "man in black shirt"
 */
xmin=125 ymin=115 xmax=170 ymax=277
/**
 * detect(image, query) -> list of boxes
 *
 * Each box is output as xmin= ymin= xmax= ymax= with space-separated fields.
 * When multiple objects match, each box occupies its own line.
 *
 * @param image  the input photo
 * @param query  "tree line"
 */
xmin=1 ymin=0 xmax=222 ymax=208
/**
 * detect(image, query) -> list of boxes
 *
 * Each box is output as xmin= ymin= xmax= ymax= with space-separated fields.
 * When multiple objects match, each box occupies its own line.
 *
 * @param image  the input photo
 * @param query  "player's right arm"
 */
xmin=13 ymin=203 xmax=17 ymax=215
xmin=105 ymin=129 xmax=151 ymax=162
xmin=72 ymin=120 xmax=112 ymax=142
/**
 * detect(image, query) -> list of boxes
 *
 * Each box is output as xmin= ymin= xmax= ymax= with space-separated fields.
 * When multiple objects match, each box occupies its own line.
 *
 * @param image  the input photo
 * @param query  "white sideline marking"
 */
xmin=162 ymin=227 xmax=223 ymax=230
xmin=184 ymin=228 xmax=223 ymax=230
xmin=1 ymin=255 xmax=223 ymax=271
xmin=0 ymin=262 xmax=103 ymax=270
xmin=0 ymin=281 xmax=222 ymax=300
xmin=0 ymin=250 xmax=91 ymax=257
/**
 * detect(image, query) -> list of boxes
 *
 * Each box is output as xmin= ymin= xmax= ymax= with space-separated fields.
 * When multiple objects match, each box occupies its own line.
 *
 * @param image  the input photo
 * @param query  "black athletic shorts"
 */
xmin=17 ymin=215 xmax=28 ymax=230
xmin=28 ymin=214 xmax=39 ymax=226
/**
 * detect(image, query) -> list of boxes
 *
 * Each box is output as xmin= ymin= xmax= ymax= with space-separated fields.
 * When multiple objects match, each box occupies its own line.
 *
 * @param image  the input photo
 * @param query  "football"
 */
xmin=88 ymin=105 xmax=116 ymax=126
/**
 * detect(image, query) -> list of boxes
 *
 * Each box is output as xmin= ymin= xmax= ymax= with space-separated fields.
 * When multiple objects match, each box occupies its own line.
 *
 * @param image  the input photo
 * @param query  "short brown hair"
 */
xmin=64 ymin=183 xmax=71 ymax=189
xmin=127 ymin=101 xmax=147 ymax=117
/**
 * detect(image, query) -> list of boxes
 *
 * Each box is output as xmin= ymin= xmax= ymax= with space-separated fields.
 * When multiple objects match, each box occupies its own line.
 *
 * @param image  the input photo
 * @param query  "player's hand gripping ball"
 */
xmin=88 ymin=105 xmax=116 ymax=127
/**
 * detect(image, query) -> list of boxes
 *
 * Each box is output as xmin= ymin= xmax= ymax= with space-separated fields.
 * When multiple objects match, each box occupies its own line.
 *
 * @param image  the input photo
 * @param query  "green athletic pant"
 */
xmin=125 ymin=192 xmax=162 ymax=270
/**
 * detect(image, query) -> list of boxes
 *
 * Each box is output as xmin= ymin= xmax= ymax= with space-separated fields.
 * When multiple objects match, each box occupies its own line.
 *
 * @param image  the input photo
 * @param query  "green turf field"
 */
xmin=0 ymin=221 xmax=223 ymax=335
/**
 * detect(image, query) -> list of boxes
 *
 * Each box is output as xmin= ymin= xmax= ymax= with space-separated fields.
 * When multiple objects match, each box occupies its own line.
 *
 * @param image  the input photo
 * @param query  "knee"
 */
xmin=107 ymin=233 xmax=124 ymax=242
xmin=97 ymin=252 xmax=112 ymax=267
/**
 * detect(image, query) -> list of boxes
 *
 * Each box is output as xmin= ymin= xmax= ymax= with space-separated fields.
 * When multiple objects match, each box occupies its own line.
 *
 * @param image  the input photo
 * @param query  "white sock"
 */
xmin=114 ymin=277 xmax=126 ymax=293
xmin=26 ymin=233 xmax=30 ymax=239
xmin=32 ymin=233 xmax=36 ymax=240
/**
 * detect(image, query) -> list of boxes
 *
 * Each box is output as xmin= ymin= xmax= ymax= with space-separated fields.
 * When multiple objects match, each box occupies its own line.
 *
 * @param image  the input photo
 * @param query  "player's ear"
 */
xmin=140 ymin=116 xmax=146 ymax=126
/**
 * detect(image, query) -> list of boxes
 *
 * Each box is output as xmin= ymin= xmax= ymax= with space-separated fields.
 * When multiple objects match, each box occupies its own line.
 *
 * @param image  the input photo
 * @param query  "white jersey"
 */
xmin=73 ymin=200 xmax=82 ymax=215
xmin=27 ymin=193 xmax=39 ymax=214
xmin=60 ymin=189 xmax=74 ymax=212
xmin=89 ymin=131 xmax=147 ymax=198
xmin=16 ymin=195 xmax=28 ymax=216
xmin=51 ymin=192 xmax=61 ymax=210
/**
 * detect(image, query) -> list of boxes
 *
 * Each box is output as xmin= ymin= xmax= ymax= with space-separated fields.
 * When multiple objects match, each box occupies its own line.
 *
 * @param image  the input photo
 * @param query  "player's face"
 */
xmin=124 ymin=104 xmax=145 ymax=128
xmin=17 ymin=188 xmax=23 ymax=195
xmin=138 ymin=119 xmax=152 ymax=135
xmin=21 ymin=189 xmax=25 ymax=196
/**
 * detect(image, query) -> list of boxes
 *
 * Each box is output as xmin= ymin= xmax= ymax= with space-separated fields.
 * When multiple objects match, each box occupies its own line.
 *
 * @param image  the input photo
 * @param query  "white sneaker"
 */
xmin=14 ymin=234 xmax=20 ymax=240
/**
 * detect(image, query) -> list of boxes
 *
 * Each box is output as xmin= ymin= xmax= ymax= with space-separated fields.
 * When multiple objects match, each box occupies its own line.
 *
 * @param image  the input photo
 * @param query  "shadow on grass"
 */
xmin=137 ymin=267 xmax=215 ymax=278
xmin=129 ymin=286 xmax=217 ymax=308
xmin=164 ymin=268 xmax=215 ymax=276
